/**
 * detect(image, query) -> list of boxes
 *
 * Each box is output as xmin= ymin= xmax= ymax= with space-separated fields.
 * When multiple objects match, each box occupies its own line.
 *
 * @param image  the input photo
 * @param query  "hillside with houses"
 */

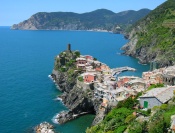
xmin=51 ymin=44 xmax=175 ymax=133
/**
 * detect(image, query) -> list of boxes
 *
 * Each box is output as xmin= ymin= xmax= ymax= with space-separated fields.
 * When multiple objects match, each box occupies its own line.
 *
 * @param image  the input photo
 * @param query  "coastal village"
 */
xmin=59 ymin=44 xmax=175 ymax=110
xmin=45 ymin=44 xmax=175 ymax=133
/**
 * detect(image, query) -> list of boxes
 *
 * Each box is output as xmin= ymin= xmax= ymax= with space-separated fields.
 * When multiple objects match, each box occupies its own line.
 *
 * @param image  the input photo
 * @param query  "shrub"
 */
xmin=114 ymin=126 xmax=127 ymax=133
xmin=163 ymin=105 xmax=175 ymax=127
xmin=125 ymin=114 xmax=136 ymax=124
xmin=60 ymin=67 xmax=66 ymax=72
xmin=160 ymin=104 xmax=168 ymax=110
xmin=117 ymin=97 xmax=135 ymax=109
xmin=74 ymin=51 xmax=80 ymax=57
xmin=148 ymin=111 xmax=165 ymax=133
xmin=128 ymin=121 xmax=142 ymax=133
xmin=147 ymin=83 xmax=164 ymax=91
xmin=147 ymin=109 xmax=151 ymax=114
xmin=152 ymin=106 xmax=160 ymax=111
xmin=78 ymin=76 xmax=83 ymax=82
xmin=93 ymin=57 xmax=97 ymax=61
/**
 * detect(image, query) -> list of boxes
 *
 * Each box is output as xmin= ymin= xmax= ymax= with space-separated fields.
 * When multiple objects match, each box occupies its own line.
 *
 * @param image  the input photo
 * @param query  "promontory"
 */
xmin=11 ymin=9 xmax=150 ymax=33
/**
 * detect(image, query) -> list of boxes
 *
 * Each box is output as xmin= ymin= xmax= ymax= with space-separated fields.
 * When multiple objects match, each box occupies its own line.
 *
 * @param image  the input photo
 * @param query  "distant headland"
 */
xmin=11 ymin=9 xmax=151 ymax=33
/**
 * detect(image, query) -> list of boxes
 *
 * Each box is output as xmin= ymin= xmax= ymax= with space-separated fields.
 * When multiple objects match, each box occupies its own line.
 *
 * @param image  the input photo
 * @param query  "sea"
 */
xmin=0 ymin=26 xmax=149 ymax=133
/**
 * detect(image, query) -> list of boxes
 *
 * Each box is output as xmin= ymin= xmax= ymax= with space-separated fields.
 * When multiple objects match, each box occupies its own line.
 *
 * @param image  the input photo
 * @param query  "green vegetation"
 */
xmin=148 ymin=110 xmax=165 ymax=133
xmin=137 ymin=109 xmax=151 ymax=116
xmin=65 ymin=59 xmax=76 ymax=67
xmin=87 ymin=103 xmax=175 ymax=133
xmin=86 ymin=94 xmax=143 ymax=133
xmin=86 ymin=108 xmax=133 ymax=133
xmin=147 ymin=83 xmax=164 ymax=91
xmin=86 ymin=90 xmax=175 ymax=133
xmin=163 ymin=105 xmax=175 ymax=127
xmin=93 ymin=58 xmax=97 ymax=61
xmin=127 ymin=0 xmax=175 ymax=66
xmin=117 ymin=97 xmax=136 ymax=109
xmin=54 ymin=50 xmax=80 ymax=72
xmin=128 ymin=121 xmax=143 ymax=133
xmin=74 ymin=51 xmax=80 ymax=58
xmin=59 ymin=67 xmax=66 ymax=72
xmin=117 ymin=92 xmax=142 ymax=109
xmin=78 ymin=76 xmax=83 ymax=82
xmin=12 ymin=9 xmax=150 ymax=31
xmin=125 ymin=114 xmax=136 ymax=124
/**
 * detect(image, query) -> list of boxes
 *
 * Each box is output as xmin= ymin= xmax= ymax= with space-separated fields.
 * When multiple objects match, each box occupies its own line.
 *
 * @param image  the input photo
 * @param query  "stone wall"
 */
xmin=76 ymin=79 xmax=94 ymax=90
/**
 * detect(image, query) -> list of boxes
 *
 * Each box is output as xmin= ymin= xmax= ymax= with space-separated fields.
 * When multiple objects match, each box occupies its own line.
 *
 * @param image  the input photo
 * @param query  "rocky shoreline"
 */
xmin=35 ymin=122 xmax=55 ymax=133
xmin=49 ymin=45 xmax=137 ymax=127
xmin=50 ymin=70 xmax=100 ymax=124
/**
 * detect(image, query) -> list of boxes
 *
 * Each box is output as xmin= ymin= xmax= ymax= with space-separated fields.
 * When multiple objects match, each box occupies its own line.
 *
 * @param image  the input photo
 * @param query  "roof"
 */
xmin=140 ymin=86 xmax=175 ymax=103
xmin=94 ymin=61 xmax=101 ymax=64
xmin=84 ymin=73 xmax=96 ymax=76
xmin=116 ymin=88 xmax=126 ymax=93
xmin=76 ymin=58 xmax=86 ymax=61
xmin=128 ymin=78 xmax=145 ymax=84
xmin=77 ymin=64 xmax=85 ymax=66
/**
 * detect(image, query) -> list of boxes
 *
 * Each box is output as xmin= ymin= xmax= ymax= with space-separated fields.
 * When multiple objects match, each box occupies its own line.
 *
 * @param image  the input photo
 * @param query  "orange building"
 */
xmin=101 ymin=64 xmax=110 ymax=71
xmin=142 ymin=72 xmax=152 ymax=80
xmin=84 ymin=73 xmax=96 ymax=83
xmin=95 ymin=67 xmax=102 ymax=72
xmin=117 ymin=77 xmax=130 ymax=87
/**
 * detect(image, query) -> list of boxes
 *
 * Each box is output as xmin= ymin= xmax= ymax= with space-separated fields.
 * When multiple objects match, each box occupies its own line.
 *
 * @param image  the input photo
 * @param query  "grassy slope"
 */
xmin=127 ymin=0 xmax=175 ymax=66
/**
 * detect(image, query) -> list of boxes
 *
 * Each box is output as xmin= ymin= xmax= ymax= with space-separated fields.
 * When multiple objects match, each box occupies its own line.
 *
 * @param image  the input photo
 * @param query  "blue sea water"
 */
xmin=0 ymin=27 xmax=149 ymax=133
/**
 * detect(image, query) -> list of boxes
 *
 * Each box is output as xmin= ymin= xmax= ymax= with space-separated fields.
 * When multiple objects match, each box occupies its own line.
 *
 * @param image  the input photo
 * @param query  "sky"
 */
xmin=1 ymin=0 xmax=166 ymax=26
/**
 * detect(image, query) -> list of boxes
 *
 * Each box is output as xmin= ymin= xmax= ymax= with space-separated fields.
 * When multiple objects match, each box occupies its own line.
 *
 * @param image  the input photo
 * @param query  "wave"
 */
xmin=51 ymin=114 xmax=60 ymax=124
xmin=54 ymin=97 xmax=62 ymax=102
xmin=48 ymin=74 xmax=56 ymax=82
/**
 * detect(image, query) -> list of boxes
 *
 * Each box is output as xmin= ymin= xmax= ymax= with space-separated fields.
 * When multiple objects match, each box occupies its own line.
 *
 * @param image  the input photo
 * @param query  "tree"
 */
xmin=128 ymin=121 xmax=142 ymax=133
xmin=148 ymin=111 xmax=165 ymax=133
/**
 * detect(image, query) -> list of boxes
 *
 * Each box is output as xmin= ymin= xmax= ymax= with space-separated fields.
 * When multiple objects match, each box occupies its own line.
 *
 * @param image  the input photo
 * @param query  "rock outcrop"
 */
xmin=51 ymin=45 xmax=106 ymax=125
xmin=122 ymin=0 xmax=175 ymax=67
xmin=52 ymin=71 xmax=103 ymax=125
xmin=35 ymin=122 xmax=55 ymax=133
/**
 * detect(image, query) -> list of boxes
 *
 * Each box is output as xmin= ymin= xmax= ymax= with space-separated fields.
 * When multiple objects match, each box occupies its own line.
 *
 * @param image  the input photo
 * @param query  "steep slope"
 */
xmin=11 ymin=9 xmax=150 ymax=31
xmin=122 ymin=0 xmax=175 ymax=67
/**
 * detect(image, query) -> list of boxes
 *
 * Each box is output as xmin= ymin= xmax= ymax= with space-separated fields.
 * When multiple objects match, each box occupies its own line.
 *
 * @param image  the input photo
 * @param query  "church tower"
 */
xmin=67 ymin=43 xmax=71 ymax=52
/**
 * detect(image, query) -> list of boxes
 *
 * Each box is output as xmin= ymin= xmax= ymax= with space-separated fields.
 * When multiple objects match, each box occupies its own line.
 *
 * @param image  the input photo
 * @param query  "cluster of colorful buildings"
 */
xmin=139 ymin=66 xmax=175 ymax=109
xmin=142 ymin=65 xmax=175 ymax=86
xmin=76 ymin=55 xmax=175 ymax=109
xmin=76 ymin=55 xmax=143 ymax=107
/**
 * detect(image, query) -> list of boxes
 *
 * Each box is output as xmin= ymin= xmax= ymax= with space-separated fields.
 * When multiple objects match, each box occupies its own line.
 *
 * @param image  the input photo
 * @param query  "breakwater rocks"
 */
xmin=53 ymin=111 xmax=89 ymax=124
xmin=35 ymin=122 xmax=55 ymax=133
xmin=53 ymin=111 xmax=73 ymax=124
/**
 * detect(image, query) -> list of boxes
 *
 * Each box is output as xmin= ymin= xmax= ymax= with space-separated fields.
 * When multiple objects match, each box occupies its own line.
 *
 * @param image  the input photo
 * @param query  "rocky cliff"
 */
xmin=11 ymin=9 xmax=151 ymax=32
xmin=122 ymin=0 xmax=175 ymax=67
xmin=51 ymin=45 xmax=106 ymax=125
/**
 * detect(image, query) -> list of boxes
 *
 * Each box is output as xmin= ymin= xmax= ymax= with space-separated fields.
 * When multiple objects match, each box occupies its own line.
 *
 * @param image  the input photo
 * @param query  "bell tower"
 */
xmin=67 ymin=43 xmax=71 ymax=52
